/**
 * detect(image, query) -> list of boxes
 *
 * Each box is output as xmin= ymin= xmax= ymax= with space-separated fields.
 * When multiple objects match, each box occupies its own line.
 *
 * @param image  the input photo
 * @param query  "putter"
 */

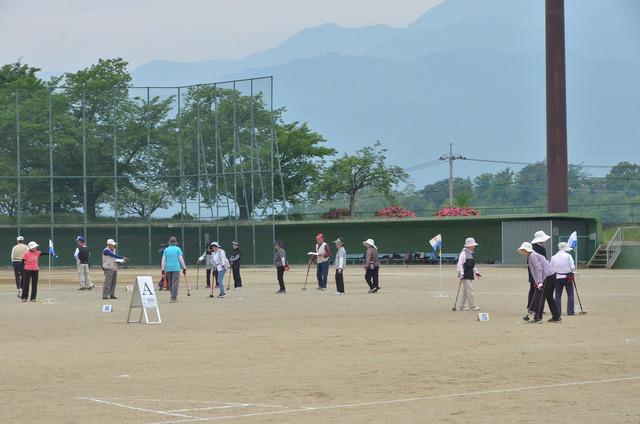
xmin=452 ymin=279 xmax=462 ymax=311
xmin=573 ymin=279 xmax=587 ymax=314
xmin=301 ymin=257 xmax=313 ymax=291
xmin=226 ymin=269 xmax=231 ymax=291
xmin=183 ymin=272 xmax=191 ymax=296
xmin=209 ymin=274 xmax=215 ymax=298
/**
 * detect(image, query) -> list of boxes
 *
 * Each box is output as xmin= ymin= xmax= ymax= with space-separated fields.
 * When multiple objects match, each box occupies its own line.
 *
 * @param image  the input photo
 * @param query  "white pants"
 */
xmin=77 ymin=263 xmax=93 ymax=288
xmin=458 ymin=279 xmax=477 ymax=309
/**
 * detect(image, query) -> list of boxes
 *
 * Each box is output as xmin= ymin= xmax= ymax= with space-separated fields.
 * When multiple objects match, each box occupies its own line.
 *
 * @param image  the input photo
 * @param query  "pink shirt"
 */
xmin=23 ymin=250 xmax=42 ymax=271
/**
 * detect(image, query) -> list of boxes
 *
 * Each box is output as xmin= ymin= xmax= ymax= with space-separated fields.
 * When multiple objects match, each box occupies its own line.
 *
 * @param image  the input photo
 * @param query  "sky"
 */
xmin=0 ymin=0 xmax=443 ymax=72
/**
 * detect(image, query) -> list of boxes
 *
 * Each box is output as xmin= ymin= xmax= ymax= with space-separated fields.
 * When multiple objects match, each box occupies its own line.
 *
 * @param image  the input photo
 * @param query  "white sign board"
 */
xmin=127 ymin=276 xmax=161 ymax=324
xmin=102 ymin=304 xmax=113 ymax=313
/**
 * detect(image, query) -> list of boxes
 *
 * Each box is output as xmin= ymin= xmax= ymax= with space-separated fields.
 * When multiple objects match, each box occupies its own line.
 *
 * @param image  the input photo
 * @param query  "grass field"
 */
xmin=1 ymin=265 xmax=639 ymax=423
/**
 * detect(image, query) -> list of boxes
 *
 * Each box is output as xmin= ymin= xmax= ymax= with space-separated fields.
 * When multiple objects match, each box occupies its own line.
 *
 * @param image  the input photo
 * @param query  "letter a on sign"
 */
xmin=127 ymin=276 xmax=161 ymax=324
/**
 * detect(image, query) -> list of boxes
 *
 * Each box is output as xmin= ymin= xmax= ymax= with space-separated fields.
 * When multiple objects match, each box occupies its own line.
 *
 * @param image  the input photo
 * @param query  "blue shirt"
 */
xmin=163 ymin=245 xmax=184 ymax=272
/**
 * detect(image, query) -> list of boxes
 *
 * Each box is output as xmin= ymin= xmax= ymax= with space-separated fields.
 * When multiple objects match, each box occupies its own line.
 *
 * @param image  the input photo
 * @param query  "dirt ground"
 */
xmin=1 ymin=265 xmax=639 ymax=424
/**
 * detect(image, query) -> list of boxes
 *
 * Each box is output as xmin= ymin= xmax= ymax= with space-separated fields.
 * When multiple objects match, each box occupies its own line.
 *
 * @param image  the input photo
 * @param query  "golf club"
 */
xmin=226 ymin=268 xmax=231 ymax=291
xmin=301 ymin=256 xmax=313 ymax=291
xmin=195 ymin=261 xmax=200 ymax=290
xmin=573 ymin=278 xmax=587 ymax=314
xmin=209 ymin=271 xmax=215 ymax=298
xmin=183 ymin=271 xmax=191 ymax=296
xmin=452 ymin=279 xmax=462 ymax=311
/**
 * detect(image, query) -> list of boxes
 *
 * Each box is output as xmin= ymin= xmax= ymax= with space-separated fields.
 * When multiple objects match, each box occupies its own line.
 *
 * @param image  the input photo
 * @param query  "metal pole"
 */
xmin=196 ymin=86 xmax=202 ymax=250
xmin=545 ymin=0 xmax=569 ymax=213
xmin=448 ymin=142 xmax=453 ymax=207
xmin=48 ymin=89 xmax=55 ymax=303
xmin=82 ymin=88 xmax=88 ymax=236
xmin=178 ymin=87 xmax=186 ymax=255
xmin=213 ymin=85 xmax=220 ymax=241
xmin=250 ymin=79 xmax=257 ymax=264
xmin=113 ymin=88 xmax=119 ymax=246
xmin=147 ymin=87 xmax=152 ymax=265
xmin=15 ymin=89 xmax=21 ymax=231
xmin=232 ymin=81 xmax=238 ymax=239
xmin=269 ymin=77 xmax=276 ymax=241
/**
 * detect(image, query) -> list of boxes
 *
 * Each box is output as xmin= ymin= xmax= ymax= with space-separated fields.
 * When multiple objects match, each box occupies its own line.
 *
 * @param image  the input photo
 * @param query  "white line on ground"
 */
xmin=146 ymin=375 xmax=640 ymax=424
xmin=164 ymin=405 xmax=250 ymax=413
xmin=435 ymin=291 xmax=640 ymax=297
xmin=77 ymin=397 xmax=197 ymax=419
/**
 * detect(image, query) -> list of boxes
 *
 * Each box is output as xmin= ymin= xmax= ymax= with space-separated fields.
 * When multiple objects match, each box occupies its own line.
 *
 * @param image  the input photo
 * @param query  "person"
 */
xmin=274 ymin=240 xmax=287 ymax=294
xmin=102 ymin=239 xmax=129 ymax=300
xmin=157 ymin=240 xmax=169 ymax=290
xmin=455 ymin=237 xmax=482 ymax=311
xmin=11 ymin=236 xmax=28 ymax=298
xmin=74 ymin=236 xmax=93 ymax=291
xmin=334 ymin=237 xmax=346 ymax=295
xmin=518 ymin=242 xmax=561 ymax=323
xmin=210 ymin=242 xmax=229 ymax=298
xmin=526 ymin=230 xmax=550 ymax=314
xmin=552 ymin=241 xmax=576 ymax=316
xmin=21 ymin=241 xmax=48 ymax=302
xmin=162 ymin=236 xmax=187 ymax=303
xmin=363 ymin=238 xmax=380 ymax=293
xmin=198 ymin=243 xmax=217 ymax=289
xmin=229 ymin=240 xmax=242 ymax=289
xmin=314 ymin=233 xmax=331 ymax=290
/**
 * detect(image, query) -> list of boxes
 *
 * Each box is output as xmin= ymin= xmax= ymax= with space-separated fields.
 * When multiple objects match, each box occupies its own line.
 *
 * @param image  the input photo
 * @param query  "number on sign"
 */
xmin=102 ymin=304 xmax=113 ymax=313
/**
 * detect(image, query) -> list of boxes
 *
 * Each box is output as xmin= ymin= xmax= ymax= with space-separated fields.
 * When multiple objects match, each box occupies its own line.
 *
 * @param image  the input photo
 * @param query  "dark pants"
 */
xmin=365 ymin=266 xmax=379 ymax=290
xmin=22 ymin=270 xmax=39 ymax=300
xmin=335 ymin=270 xmax=345 ymax=293
xmin=555 ymin=278 xmax=575 ymax=316
xmin=276 ymin=266 xmax=285 ymax=291
xmin=527 ymin=283 xmax=535 ymax=311
xmin=316 ymin=261 xmax=329 ymax=288
xmin=232 ymin=266 xmax=242 ymax=288
xmin=533 ymin=274 xmax=560 ymax=321
xmin=13 ymin=261 xmax=24 ymax=289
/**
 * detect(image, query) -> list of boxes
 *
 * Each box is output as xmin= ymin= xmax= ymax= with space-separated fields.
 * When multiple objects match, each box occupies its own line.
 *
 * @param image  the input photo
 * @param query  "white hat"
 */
xmin=464 ymin=237 xmax=479 ymax=248
xmin=517 ymin=242 xmax=534 ymax=253
xmin=210 ymin=241 xmax=221 ymax=248
xmin=27 ymin=241 xmax=39 ymax=250
xmin=531 ymin=230 xmax=551 ymax=244
xmin=106 ymin=239 xmax=117 ymax=246
xmin=557 ymin=241 xmax=572 ymax=252
xmin=17 ymin=236 xmax=24 ymax=242
xmin=362 ymin=238 xmax=377 ymax=250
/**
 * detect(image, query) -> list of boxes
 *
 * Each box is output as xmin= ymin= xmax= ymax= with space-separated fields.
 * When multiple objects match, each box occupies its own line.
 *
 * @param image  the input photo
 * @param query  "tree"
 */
xmin=312 ymin=142 xmax=408 ymax=216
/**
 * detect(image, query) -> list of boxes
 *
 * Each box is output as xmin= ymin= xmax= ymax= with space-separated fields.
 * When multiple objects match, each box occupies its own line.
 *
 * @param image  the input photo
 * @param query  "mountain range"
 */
xmin=131 ymin=0 xmax=640 ymax=184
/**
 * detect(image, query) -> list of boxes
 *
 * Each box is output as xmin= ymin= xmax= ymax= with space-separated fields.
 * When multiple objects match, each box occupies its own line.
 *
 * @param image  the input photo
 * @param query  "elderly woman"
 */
xmin=518 ymin=242 xmax=561 ymax=323
xmin=21 ymin=241 xmax=49 ymax=302
xmin=363 ymin=238 xmax=380 ymax=293
xmin=526 ymin=230 xmax=551 ymax=314
xmin=455 ymin=237 xmax=482 ymax=311
xmin=551 ymin=241 xmax=576 ymax=316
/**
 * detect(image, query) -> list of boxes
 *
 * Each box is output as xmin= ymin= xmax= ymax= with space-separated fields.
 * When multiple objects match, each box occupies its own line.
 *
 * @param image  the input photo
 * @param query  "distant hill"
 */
xmin=131 ymin=0 xmax=640 ymax=184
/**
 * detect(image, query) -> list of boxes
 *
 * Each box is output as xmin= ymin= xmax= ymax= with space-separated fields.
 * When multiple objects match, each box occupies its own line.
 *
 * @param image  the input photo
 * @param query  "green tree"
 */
xmin=312 ymin=142 xmax=407 ymax=216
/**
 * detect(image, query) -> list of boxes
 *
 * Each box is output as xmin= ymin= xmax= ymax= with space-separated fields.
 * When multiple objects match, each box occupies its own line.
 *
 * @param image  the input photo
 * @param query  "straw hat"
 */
xmin=362 ymin=239 xmax=377 ymax=250
xmin=557 ymin=241 xmax=572 ymax=252
xmin=27 ymin=241 xmax=39 ymax=250
xmin=517 ymin=242 xmax=534 ymax=254
xmin=464 ymin=237 xmax=479 ymax=248
xmin=531 ymin=230 xmax=551 ymax=244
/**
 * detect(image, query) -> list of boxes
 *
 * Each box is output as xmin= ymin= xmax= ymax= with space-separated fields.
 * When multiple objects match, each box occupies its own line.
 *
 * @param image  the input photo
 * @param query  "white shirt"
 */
xmin=212 ymin=249 xmax=229 ymax=271
xmin=550 ymin=250 xmax=575 ymax=277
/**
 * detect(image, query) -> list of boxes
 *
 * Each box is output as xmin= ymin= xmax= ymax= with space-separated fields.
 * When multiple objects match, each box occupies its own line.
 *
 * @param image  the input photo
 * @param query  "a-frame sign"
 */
xmin=127 ymin=276 xmax=161 ymax=324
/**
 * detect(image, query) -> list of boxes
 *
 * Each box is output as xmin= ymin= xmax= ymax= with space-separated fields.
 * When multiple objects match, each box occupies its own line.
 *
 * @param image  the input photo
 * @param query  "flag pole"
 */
xmin=44 ymin=241 xmax=56 ymax=304
xmin=435 ymin=245 xmax=447 ymax=298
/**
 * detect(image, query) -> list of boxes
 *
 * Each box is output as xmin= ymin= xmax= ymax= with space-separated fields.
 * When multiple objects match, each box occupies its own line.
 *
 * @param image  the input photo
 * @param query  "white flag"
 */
xmin=567 ymin=231 xmax=578 ymax=249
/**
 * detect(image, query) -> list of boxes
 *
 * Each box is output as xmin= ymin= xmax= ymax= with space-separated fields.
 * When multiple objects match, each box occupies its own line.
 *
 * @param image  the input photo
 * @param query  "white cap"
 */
xmin=27 ymin=241 xmax=39 ymax=250
xmin=517 ymin=242 xmax=534 ymax=253
xmin=362 ymin=238 xmax=377 ymax=250
xmin=464 ymin=237 xmax=479 ymax=248
xmin=106 ymin=239 xmax=117 ymax=246
xmin=531 ymin=230 xmax=551 ymax=244
xmin=17 ymin=236 xmax=24 ymax=242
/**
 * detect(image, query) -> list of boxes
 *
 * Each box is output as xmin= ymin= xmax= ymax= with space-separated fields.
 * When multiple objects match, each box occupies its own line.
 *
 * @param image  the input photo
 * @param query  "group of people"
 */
xmin=10 ymin=237 xmax=49 ymax=302
xmin=271 ymin=234 xmax=380 ymax=295
xmin=517 ymin=230 xmax=576 ymax=324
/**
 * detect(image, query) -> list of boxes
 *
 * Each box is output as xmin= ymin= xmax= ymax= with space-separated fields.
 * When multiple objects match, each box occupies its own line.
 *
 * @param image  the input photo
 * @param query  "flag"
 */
xmin=429 ymin=234 xmax=442 ymax=253
xmin=48 ymin=239 xmax=56 ymax=257
xmin=567 ymin=231 xmax=578 ymax=249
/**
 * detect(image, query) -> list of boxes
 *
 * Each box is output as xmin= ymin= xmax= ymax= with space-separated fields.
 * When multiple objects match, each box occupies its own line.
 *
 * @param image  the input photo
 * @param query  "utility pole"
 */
xmin=439 ymin=143 xmax=466 ymax=207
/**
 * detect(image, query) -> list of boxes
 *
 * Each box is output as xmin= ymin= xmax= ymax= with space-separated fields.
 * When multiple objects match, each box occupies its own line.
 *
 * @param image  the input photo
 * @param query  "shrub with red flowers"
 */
xmin=375 ymin=206 xmax=416 ymax=218
xmin=435 ymin=207 xmax=480 ymax=217
xmin=321 ymin=208 xmax=351 ymax=220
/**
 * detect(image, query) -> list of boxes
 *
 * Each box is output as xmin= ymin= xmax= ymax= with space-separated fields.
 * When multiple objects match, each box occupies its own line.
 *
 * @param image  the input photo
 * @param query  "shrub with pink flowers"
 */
xmin=321 ymin=208 xmax=351 ymax=219
xmin=375 ymin=206 xmax=416 ymax=218
xmin=435 ymin=207 xmax=480 ymax=217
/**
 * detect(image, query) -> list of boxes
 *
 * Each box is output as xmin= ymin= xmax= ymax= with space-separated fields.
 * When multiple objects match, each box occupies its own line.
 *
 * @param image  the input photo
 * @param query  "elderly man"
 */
xmin=552 ymin=241 xmax=576 ymax=316
xmin=162 ymin=236 xmax=187 ymax=303
xmin=102 ymin=239 xmax=129 ymax=300
xmin=363 ymin=238 xmax=380 ymax=293
xmin=518 ymin=242 xmax=561 ymax=323
xmin=11 ymin=236 xmax=28 ymax=298
xmin=314 ymin=233 xmax=331 ymax=290
xmin=74 ymin=236 xmax=93 ymax=291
